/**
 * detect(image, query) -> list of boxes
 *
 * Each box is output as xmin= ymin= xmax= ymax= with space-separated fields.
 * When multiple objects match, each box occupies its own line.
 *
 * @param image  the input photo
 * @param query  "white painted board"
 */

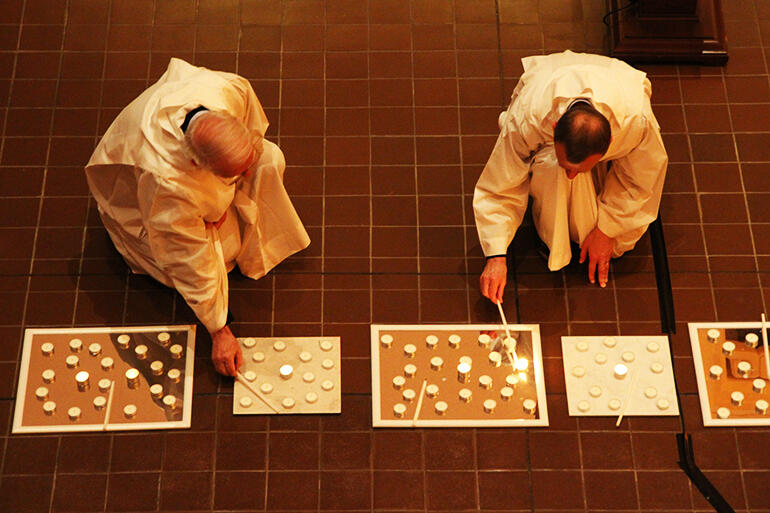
xmin=561 ymin=335 xmax=679 ymax=417
xmin=233 ymin=336 xmax=341 ymax=415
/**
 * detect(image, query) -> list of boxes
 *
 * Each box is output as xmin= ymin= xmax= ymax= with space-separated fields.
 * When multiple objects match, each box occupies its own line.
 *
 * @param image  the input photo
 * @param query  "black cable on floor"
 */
xmin=649 ymin=215 xmax=735 ymax=513
xmin=602 ymin=0 xmax=640 ymax=26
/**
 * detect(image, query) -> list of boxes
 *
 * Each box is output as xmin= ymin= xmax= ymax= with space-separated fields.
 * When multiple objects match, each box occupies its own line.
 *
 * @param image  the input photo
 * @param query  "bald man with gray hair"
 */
xmin=86 ymin=59 xmax=310 ymax=376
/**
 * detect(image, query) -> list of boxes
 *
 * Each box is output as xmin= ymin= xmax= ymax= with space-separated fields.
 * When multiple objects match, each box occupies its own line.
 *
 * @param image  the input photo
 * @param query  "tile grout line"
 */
xmin=364 ymin=1 xmax=374 ymax=511
xmin=677 ymin=67 xmax=719 ymax=326
xmin=721 ymin=6 xmax=769 ymax=509
xmin=21 ymin=1 xmax=70 ymax=510
xmin=454 ymin=5 xmax=471 ymax=330
xmin=405 ymin=4 xmax=428 ymax=512
xmin=409 ymin=10 xmax=422 ymax=327
xmin=0 ymin=0 xmax=27 ymax=497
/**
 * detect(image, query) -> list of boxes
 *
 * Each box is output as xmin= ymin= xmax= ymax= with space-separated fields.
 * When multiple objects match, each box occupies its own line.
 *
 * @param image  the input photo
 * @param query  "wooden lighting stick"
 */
xmin=236 ymin=372 xmax=279 ymax=413
xmin=412 ymin=379 xmax=428 ymax=426
xmin=616 ymin=370 xmax=640 ymax=428
xmin=102 ymin=380 xmax=115 ymax=431
xmin=761 ymin=313 xmax=770 ymax=382
xmin=496 ymin=301 xmax=513 ymax=340
xmin=496 ymin=301 xmax=519 ymax=366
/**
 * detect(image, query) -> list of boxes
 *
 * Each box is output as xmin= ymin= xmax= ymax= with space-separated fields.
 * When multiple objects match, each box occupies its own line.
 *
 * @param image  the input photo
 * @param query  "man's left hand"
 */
xmin=579 ymin=227 xmax=614 ymax=288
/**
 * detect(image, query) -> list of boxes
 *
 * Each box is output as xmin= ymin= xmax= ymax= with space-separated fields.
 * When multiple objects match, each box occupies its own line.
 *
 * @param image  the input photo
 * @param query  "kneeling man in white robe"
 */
xmin=86 ymin=58 xmax=310 ymax=376
xmin=474 ymin=50 xmax=668 ymax=303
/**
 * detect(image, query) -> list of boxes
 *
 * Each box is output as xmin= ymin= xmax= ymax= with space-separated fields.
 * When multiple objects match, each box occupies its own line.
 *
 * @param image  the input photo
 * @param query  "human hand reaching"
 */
xmin=480 ymin=256 xmax=507 ymax=304
xmin=579 ymin=227 xmax=614 ymax=288
xmin=211 ymin=325 xmax=243 ymax=376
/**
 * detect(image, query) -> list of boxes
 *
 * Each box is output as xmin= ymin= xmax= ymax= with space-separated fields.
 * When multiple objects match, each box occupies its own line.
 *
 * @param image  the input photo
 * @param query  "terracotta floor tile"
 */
xmin=584 ymin=470 xmax=639 ymax=510
xmin=52 ymin=473 xmax=107 ymax=512
xmin=732 ymin=103 xmax=770 ymax=131
xmin=478 ymin=470 xmax=532 ymax=509
xmin=266 ymin=471 xmax=319 ymax=510
xmin=531 ymin=470 xmax=584 ymax=509
xmin=691 ymin=133 xmax=737 ymax=162
xmin=725 ymin=47 xmax=768 ymax=75
xmin=424 ymin=429 xmax=475 ymax=470
xmin=662 ymin=133 xmax=691 ymax=162
xmin=691 ymin=470 xmax=747 ymax=510
xmin=159 ymin=471 xmax=212 ymax=511
xmin=530 ymin=431 xmax=581 ymax=469
xmin=581 ymin=431 xmax=634 ymax=469
xmin=413 ymin=24 xmax=454 ymax=51
xmin=4 ymin=436 xmax=58 ymax=474
xmin=736 ymin=132 xmax=770 ymax=160
xmin=637 ymin=470 xmax=693 ymax=509
xmin=372 ymin=430 xmax=423 ymax=469
xmin=700 ymin=193 xmax=749 ymax=223
xmin=709 ymin=255 xmax=761 ymax=288
xmin=703 ymin=223 xmax=756 ymax=255
xmin=373 ymin=470 xmax=425 ymax=509
xmin=738 ymin=432 xmax=770 ymax=469
xmin=740 ymin=471 xmax=770 ymax=510
xmin=321 ymin=431 xmax=371 ymax=469
xmin=425 ymin=471 xmax=477 ymax=510
xmin=320 ymin=470 xmax=371 ymax=510
xmin=110 ymin=434 xmax=163 ymax=472
xmin=162 ymin=432 xmax=214 ymax=471
xmin=216 ymin=432 xmax=267 ymax=470
xmin=681 ymin=76 xmax=726 ymax=104
xmin=213 ymin=471 xmax=266 ymax=510
xmin=321 ymin=395 xmax=370 ymax=431
xmin=106 ymin=472 xmax=159 ymax=512
xmin=686 ymin=103 xmax=732 ymax=132
xmin=0 ymin=474 xmax=54 ymax=513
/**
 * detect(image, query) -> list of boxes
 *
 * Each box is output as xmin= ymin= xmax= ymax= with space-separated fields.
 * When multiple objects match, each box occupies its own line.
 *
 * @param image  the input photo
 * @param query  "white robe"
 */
xmin=473 ymin=50 xmax=668 ymax=271
xmin=86 ymin=58 xmax=310 ymax=333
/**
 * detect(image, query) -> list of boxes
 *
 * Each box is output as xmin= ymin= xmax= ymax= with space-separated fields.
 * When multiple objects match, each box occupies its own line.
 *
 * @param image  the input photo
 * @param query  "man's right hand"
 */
xmin=211 ymin=325 xmax=243 ymax=377
xmin=480 ymin=256 xmax=507 ymax=304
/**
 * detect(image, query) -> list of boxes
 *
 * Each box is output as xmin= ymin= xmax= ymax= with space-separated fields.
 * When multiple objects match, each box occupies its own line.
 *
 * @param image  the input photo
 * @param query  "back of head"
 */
xmin=553 ymin=103 xmax=611 ymax=164
xmin=185 ymin=111 xmax=261 ymax=177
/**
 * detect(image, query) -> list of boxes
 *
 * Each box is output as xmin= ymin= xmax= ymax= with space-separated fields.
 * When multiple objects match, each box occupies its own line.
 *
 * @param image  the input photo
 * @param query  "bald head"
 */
xmin=185 ymin=111 xmax=262 ymax=178
xmin=553 ymin=103 xmax=611 ymax=164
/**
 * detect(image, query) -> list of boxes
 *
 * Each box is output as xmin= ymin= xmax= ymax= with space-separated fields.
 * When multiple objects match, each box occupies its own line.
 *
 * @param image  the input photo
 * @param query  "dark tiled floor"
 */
xmin=1 ymin=0 xmax=769 ymax=512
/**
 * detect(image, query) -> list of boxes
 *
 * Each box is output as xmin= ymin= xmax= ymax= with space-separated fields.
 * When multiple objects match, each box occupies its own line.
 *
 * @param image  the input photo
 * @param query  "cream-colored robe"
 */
xmin=86 ymin=58 xmax=310 ymax=333
xmin=473 ymin=50 xmax=668 ymax=271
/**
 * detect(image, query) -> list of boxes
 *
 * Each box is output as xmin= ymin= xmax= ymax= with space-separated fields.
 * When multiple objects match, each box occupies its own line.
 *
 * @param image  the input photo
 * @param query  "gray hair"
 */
xmin=185 ymin=111 xmax=262 ymax=175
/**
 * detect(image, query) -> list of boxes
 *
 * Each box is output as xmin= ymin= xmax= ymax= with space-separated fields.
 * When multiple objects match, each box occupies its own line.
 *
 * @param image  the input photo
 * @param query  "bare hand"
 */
xmin=480 ymin=256 xmax=507 ymax=303
xmin=579 ymin=227 xmax=614 ymax=288
xmin=211 ymin=325 xmax=243 ymax=376
xmin=205 ymin=211 xmax=227 ymax=230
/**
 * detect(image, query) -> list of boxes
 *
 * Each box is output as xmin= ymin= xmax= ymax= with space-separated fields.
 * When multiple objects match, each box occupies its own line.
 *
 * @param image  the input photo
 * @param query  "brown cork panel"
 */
xmin=696 ymin=327 xmax=769 ymax=420
xmin=20 ymin=329 xmax=189 ymax=429
xmin=376 ymin=328 xmax=540 ymax=421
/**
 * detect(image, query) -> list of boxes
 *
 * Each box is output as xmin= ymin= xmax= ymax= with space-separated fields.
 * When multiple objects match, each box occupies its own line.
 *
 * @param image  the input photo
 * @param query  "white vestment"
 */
xmin=473 ymin=50 xmax=668 ymax=271
xmin=86 ymin=58 xmax=310 ymax=333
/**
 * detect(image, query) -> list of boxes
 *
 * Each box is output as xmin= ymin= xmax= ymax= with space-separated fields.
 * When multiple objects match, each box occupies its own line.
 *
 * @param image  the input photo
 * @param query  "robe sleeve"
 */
xmin=473 ymin=114 xmax=533 ymax=256
xmin=137 ymin=173 xmax=229 ymax=334
xmin=596 ymin=115 xmax=668 ymax=239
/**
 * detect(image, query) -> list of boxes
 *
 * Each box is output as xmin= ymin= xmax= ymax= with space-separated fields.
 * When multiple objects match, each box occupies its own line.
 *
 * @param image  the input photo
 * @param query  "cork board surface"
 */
xmin=689 ymin=323 xmax=770 ymax=426
xmin=13 ymin=326 xmax=195 ymax=433
xmin=371 ymin=324 xmax=548 ymax=427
